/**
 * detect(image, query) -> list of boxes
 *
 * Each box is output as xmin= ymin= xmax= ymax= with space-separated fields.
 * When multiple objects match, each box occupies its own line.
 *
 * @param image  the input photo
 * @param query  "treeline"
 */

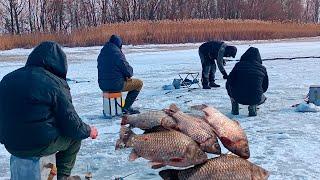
xmin=1 ymin=19 xmax=320 ymax=50
xmin=0 ymin=0 xmax=320 ymax=35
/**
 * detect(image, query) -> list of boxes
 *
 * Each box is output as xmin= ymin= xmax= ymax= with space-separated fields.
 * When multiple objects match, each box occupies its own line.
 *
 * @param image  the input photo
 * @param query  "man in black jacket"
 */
xmin=199 ymin=41 xmax=237 ymax=89
xmin=98 ymin=35 xmax=143 ymax=115
xmin=226 ymin=47 xmax=269 ymax=116
xmin=0 ymin=41 xmax=98 ymax=180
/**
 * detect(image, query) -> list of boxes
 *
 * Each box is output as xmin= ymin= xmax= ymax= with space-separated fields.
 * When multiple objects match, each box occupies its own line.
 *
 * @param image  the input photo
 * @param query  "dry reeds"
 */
xmin=1 ymin=19 xmax=320 ymax=50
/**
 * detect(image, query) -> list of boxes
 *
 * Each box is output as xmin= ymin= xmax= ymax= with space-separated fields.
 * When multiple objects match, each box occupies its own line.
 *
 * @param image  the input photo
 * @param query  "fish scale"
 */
xmin=160 ymin=155 xmax=269 ymax=180
xmin=132 ymin=131 xmax=192 ymax=160
xmin=166 ymin=104 xmax=221 ymax=154
xmin=202 ymin=106 xmax=250 ymax=158
xmin=204 ymin=107 xmax=244 ymax=141
xmin=172 ymin=111 xmax=211 ymax=142
xmin=121 ymin=111 xmax=176 ymax=130
xmin=116 ymin=126 xmax=208 ymax=168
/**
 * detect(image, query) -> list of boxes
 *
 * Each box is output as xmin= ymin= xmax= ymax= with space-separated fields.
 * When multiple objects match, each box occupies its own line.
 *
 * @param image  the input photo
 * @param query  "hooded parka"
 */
xmin=226 ymin=47 xmax=269 ymax=105
xmin=0 ymin=41 xmax=90 ymax=151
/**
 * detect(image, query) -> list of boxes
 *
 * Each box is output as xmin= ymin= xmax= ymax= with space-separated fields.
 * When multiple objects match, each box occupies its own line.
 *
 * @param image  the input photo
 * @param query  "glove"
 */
xmin=222 ymin=72 xmax=228 ymax=80
xmin=90 ymin=126 xmax=98 ymax=139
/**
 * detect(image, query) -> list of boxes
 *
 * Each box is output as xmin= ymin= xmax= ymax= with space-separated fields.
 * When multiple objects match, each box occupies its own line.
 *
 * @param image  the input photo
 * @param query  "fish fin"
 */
xmin=121 ymin=115 xmax=129 ymax=125
xmin=169 ymin=104 xmax=180 ymax=112
xmin=220 ymin=136 xmax=233 ymax=147
xmin=169 ymin=157 xmax=184 ymax=162
xmin=233 ymin=120 xmax=240 ymax=125
xmin=163 ymin=108 xmax=174 ymax=116
xmin=190 ymin=104 xmax=208 ymax=111
xmin=159 ymin=169 xmax=179 ymax=180
xmin=161 ymin=117 xmax=178 ymax=129
xmin=115 ymin=126 xmax=135 ymax=150
xmin=190 ymin=114 xmax=205 ymax=120
xmin=148 ymin=161 xmax=165 ymax=169
xmin=115 ymin=139 xmax=123 ymax=150
xmin=202 ymin=116 xmax=211 ymax=125
xmin=171 ymin=125 xmax=180 ymax=131
xmin=144 ymin=126 xmax=168 ymax=134
xmin=129 ymin=150 xmax=140 ymax=161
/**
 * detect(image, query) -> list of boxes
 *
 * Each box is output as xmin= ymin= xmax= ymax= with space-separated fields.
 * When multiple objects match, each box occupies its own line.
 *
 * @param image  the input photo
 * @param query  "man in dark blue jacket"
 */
xmin=0 ymin=41 xmax=98 ymax=180
xmin=97 ymin=35 xmax=143 ymax=115
xmin=199 ymin=41 xmax=237 ymax=89
xmin=226 ymin=47 xmax=269 ymax=116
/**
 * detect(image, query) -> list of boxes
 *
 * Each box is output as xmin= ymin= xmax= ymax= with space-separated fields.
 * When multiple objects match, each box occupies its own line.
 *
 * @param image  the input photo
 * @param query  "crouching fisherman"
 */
xmin=0 ymin=41 xmax=98 ymax=180
xmin=226 ymin=47 xmax=269 ymax=116
xmin=97 ymin=35 xmax=143 ymax=115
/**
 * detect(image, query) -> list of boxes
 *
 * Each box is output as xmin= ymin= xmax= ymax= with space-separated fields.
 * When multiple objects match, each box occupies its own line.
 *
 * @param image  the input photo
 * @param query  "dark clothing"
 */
xmin=109 ymin=34 xmax=123 ymax=49
xmin=8 ymin=136 xmax=81 ymax=176
xmin=200 ymin=54 xmax=216 ymax=85
xmin=199 ymin=41 xmax=227 ymax=86
xmin=0 ymin=41 xmax=90 ymax=151
xmin=226 ymin=47 xmax=269 ymax=105
xmin=97 ymin=36 xmax=133 ymax=92
xmin=199 ymin=41 xmax=224 ymax=62
xmin=199 ymin=41 xmax=226 ymax=73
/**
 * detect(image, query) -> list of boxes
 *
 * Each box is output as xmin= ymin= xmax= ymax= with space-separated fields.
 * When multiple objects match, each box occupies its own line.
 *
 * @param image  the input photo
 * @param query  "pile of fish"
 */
xmin=116 ymin=104 xmax=269 ymax=180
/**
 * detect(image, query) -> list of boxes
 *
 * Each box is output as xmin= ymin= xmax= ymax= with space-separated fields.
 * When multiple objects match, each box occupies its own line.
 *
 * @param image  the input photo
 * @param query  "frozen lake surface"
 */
xmin=1 ymin=39 xmax=320 ymax=179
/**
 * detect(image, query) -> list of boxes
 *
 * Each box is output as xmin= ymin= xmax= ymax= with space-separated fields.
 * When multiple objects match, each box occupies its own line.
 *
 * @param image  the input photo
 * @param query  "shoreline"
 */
xmin=1 ymin=36 xmax=320 ymax=62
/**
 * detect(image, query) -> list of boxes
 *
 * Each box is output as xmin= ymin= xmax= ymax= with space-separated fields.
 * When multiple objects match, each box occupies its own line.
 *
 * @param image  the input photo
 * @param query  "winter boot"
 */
xmin=122 ymin=90 xmax=140 ymax=115
xmin=202 ymin=84 xmax=211 ymax=89
xmin=248 ymin=105 xmax=257 ymax=117
xmin=202 ymin=77 xmax=211 ymax=89
xmin=231 ymin=100 xmax=239 ymax=115
xmin=209 ymin=82 xmax=220 ymax=88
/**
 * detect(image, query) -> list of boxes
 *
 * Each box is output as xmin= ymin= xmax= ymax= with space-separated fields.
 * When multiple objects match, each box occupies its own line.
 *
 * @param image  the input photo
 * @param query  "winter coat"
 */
xmin=0 ymin=41 xmax=91 ymax=151
xmin=199 ymin=41 xmax=227 ymax=74
xmin=226 ymin=47 xmax=269 ymax=105
xmin=97 ymin=35 xmax=133 ymax=92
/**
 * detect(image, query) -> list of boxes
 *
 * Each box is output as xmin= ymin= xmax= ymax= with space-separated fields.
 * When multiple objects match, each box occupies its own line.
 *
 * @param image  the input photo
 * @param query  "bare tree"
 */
xmin=0 ymin=0 xmax=318 ymax=35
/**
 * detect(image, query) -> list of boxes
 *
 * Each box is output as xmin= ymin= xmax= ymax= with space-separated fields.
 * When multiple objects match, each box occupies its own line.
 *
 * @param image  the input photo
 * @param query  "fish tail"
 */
xmin=115 ymin=126 xmax=135 ymax=150
xmin=169 ymin=103 xmax=180 ymax=113
xmin=121 ymin=115 xmax=129 ymax=125
xmin=159 ymin=169 xmax=179 ymax=180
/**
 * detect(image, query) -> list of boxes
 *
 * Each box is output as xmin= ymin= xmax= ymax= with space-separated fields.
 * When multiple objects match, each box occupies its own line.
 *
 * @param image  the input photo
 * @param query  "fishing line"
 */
xmin=226 ymin=56 xmax=320 ymax=62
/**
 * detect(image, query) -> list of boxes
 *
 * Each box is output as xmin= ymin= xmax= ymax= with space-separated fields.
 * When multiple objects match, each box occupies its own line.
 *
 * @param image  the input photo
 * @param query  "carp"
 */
xmin=160 ymin=154 xmax=269 ymax=180
xmin=115 ymin=126 xmax=207 ymax=169
xmin=121 ymin=110 xmax=177 ymax=130
xmin=192 ymin=105 xmax=250 ymax=159
xmin=164 ymin=104 xmax=221 ymax=154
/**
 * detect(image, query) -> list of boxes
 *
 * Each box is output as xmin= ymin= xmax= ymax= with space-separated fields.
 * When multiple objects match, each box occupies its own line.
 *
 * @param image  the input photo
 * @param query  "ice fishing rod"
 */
xmin=226 ymin=56 xmax=320 ymax=62
xmin=114 ymin=171 xmax=137 ymax=180
xmin=139 ymin=107 xmax=162 ymax=111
